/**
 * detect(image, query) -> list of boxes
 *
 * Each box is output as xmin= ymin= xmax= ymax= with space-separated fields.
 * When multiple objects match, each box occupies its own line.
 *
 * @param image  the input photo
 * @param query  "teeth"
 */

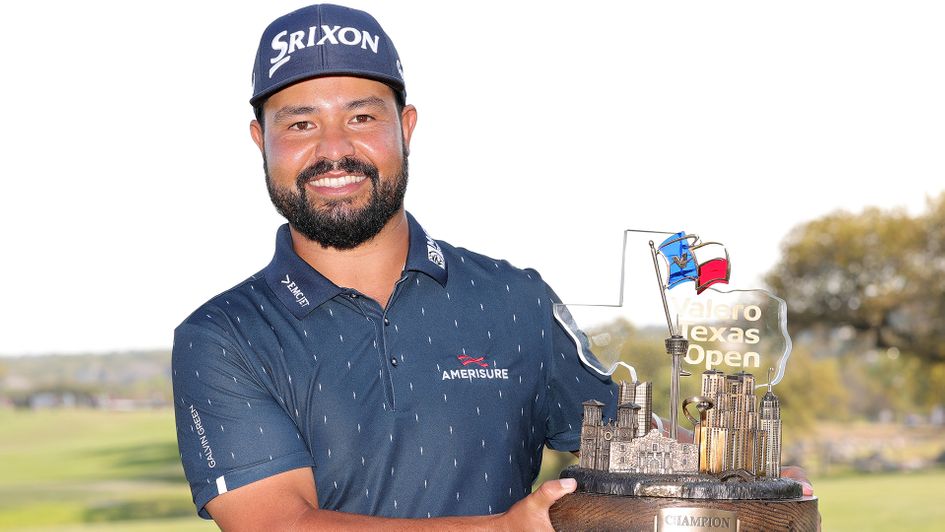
xmin=312 ymin=175 xmax=366 ymax=188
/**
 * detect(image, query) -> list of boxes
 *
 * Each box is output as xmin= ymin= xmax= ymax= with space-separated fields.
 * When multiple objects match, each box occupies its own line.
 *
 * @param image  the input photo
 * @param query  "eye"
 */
xmin=289 ymin=121 xmax=314 ymax=131
xmin=350 ymin=114 xmax=374 ymax=124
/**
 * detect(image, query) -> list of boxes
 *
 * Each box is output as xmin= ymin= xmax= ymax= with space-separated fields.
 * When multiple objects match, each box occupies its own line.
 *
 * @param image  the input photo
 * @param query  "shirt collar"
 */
xmin=404 ymin=211 xmax=448 ymax=287
xmin=263 ymin=212 xmax=448 ymax=319
xmin=263 ymin=224 xmax=342 ymax=319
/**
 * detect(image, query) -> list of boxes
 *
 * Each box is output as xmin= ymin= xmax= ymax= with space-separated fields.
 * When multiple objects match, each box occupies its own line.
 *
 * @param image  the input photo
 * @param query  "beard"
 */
xmin=266 ymin=154 xmax=408 ymax=250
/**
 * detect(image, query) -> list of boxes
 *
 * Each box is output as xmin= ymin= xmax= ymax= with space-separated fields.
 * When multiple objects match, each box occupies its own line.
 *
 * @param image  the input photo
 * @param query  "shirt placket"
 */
xmin=346 ymin=276 xmax=409 ymax=412
xmin=379 ymin=274 xmax=413 ymax=412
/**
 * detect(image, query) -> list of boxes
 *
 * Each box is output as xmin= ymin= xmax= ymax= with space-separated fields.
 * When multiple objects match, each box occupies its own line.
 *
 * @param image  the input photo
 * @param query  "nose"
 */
xmin=314 ymin=123 xmax=356 ymax=161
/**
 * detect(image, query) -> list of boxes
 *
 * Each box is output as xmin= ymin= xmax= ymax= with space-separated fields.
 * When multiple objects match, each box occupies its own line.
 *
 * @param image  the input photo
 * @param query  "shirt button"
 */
xmin=390 ymin=357 xmax=398 ymax=367
xmin=349 ymin=293 xmax=358 ymax=299
xmin=384 ymin=318 xmax=390 ymax=326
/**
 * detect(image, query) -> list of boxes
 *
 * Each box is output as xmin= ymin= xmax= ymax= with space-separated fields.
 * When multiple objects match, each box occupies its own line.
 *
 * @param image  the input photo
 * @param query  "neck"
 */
xmin=289 ymin=210 xmax=409 ymax=309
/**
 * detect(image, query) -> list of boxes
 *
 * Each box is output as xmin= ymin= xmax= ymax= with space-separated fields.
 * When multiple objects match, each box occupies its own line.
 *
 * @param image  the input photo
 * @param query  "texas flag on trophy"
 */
xmin=658 ymin=232 xmax=698 ymax=289
xmin=657 ymin=232 xmax=730 ymax=294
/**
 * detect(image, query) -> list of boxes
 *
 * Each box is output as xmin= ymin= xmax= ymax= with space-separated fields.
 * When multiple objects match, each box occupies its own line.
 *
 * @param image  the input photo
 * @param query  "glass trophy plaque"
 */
xmin=548 ymin=230 xmax=818 ymax=532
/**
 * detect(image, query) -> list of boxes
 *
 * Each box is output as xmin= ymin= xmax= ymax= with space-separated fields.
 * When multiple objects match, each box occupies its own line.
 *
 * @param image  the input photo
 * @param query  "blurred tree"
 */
xmin=775 ymin=345 xmax=849 ymax=436
xmin=766 ymin=193 xmax=945 ymax=363
xmin=913 ymin=361 xmax=945 ymax=410
xmin=910 ymin=194 xmax=945 ymax=360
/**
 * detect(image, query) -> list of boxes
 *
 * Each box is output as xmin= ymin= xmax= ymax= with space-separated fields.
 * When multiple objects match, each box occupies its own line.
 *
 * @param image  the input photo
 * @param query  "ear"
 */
xmin=250 ymin=120 xmax=265 ymax=154
xmin=400 ymin=104 xmax=418 ymax=157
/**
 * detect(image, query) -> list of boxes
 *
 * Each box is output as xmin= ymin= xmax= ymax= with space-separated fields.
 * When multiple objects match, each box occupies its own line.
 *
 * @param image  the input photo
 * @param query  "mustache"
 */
xmin=296 ymin=157 xmax=380 ymax=189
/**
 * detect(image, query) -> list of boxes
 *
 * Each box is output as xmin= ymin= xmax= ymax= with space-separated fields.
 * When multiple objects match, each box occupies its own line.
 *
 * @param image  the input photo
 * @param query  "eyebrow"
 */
xmin=271 ymin=96 xmax=389 ymax=123
xmin=345 ymin=96 xmax=388 ymax=111
xmin=272 ymin=105 xmax=318 ymax=124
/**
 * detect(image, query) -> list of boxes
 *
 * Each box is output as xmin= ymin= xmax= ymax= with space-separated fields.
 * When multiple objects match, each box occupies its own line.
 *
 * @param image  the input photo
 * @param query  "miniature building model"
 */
xmin=759 ymin=381 xmax=782 ymax=477
xmin=579 ymin=371 xmax=781 ymax=477
xmin=580 ymin=381 xmax=698 ymax=474
xmin=620 ymin=429 xmax=698 ymax=474
xmin=696 ymin=370 xmax=781 ymax=477
xmin=579 ymin=399 xmax=639 ymax=471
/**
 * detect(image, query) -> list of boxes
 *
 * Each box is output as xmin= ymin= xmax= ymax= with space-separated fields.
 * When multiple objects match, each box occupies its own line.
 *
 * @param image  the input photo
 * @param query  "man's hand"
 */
xmin=781 ymin=465 xmax=820 ymax=531
xmin=780 ymin=465 xmax=814 ymax=496
xmin=206 ymin=468 xmax=577 ymax=531
xmin=497 ymin=478 xmax=576 ymax=531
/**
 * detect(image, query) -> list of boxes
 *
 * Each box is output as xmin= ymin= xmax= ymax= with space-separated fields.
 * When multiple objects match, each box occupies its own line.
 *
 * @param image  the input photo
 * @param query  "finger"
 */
xmin=779 ymin=466 xmax=815 ymax=496
xmin=798 ymin=481 xmax=814 ymax=497
xmin=529 ymin=479 xmax=577 ymax=509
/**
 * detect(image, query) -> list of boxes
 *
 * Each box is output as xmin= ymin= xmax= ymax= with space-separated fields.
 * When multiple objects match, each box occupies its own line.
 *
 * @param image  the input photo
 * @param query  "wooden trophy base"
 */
xmin=549 ymin=467 xmax=819 ymax=532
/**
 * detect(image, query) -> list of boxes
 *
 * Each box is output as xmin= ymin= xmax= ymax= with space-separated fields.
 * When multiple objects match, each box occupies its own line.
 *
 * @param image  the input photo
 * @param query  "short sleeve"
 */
xmin=172 ymin=322 xmax=314 ymax=519
xmin=541 ymin=283 xmax=617 ymax=451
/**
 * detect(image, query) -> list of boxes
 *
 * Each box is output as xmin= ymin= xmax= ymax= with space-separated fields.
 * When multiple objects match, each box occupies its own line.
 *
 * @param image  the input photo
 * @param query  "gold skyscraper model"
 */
xmin=696 ymin=369 xmax=781 ymax=477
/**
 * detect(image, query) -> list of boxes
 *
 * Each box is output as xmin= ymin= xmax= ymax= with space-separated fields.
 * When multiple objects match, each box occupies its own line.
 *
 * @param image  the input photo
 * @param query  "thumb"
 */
xmin=797 ymin=480 xmax=814 ymax=497
xmin=529 ymin=478 xmax=577 ymax=509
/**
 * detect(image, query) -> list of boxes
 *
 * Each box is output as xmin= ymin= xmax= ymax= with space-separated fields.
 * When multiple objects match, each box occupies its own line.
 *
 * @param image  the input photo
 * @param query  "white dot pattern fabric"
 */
xmin=172 ymin=213 xmax=615 ymax=519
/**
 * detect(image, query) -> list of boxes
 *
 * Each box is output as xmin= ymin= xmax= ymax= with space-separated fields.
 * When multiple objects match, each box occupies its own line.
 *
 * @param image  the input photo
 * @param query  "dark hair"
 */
xmin=253 ymin=83 xmax=406 ymax=131
xmin=253 ymin=104 xmax=265 ymax=128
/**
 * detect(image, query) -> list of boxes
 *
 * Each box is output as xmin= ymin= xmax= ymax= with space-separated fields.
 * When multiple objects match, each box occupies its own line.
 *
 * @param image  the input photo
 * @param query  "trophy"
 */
xmin=549 ymin=230 xmax=818 ymax=531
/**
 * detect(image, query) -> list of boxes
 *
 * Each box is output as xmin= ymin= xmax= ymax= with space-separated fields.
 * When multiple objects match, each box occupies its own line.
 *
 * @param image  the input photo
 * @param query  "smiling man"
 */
xmin=171 ymin=4 xmax=615 ymax=530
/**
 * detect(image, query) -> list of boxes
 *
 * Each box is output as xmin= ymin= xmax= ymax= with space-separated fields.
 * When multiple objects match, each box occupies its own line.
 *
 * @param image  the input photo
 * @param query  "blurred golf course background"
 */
xmin=3 ymin=196 xmax=945 ymax=531
xmin=1 ymin=406 xmax=943 ymax=531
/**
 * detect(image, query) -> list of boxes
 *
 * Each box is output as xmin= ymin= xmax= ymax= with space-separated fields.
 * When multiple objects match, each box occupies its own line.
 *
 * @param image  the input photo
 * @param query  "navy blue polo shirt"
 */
xmin=172 ymin=213 xmax=615 ymax=519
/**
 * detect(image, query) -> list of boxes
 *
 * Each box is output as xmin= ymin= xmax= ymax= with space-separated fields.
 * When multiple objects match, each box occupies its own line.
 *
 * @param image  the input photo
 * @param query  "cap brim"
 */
xmin=250 ymin=70 xmax=406 ymax=107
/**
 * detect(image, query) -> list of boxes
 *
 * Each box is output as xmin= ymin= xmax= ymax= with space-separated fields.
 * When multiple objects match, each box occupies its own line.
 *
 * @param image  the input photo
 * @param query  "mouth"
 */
xmin=309 ymin=174 xmax=367 ymax=189
xmin=304 ymin=172 xmax=371 ymax=198
xmin=296 ymin=157 xmax=379 ymax=198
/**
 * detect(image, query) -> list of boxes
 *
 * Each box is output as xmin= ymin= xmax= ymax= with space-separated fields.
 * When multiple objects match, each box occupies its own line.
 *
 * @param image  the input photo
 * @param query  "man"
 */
xmin=172 ymin=4 xmax=616 ymax=529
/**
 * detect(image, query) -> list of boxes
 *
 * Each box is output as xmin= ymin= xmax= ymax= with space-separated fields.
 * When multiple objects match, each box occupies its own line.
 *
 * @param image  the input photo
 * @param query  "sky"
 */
xmin=1 ymin=1 xmax=943 ymax=355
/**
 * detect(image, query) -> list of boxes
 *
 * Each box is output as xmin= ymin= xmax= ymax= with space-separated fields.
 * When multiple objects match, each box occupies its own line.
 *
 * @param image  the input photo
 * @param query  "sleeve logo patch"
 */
xmin=189 ymin=405 xmax=217 ymax=469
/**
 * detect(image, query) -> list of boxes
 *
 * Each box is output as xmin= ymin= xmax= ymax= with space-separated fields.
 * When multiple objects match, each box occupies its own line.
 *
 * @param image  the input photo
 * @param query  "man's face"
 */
xmin=251 ymin=77 xmax=417 ymax=249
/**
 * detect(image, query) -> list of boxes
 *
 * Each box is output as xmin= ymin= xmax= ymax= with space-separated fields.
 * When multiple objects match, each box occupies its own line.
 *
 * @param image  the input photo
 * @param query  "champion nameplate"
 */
xmin=656 ymin=508 xmax=738 ymax=532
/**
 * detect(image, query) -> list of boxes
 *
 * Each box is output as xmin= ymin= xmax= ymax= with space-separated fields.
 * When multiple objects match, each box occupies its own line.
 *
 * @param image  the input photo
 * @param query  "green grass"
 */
xmin=813 ymin=468 xmax=945 ymax=532
xmin=0 ymin=409 xmax=214 ymax=531
xmin=8 ymin=518 xmax=214 ymax=532
xmin=0 ymin=409 xmax=182 ymax=485
xmin=1 ymin=408 xmax=943 ymax=531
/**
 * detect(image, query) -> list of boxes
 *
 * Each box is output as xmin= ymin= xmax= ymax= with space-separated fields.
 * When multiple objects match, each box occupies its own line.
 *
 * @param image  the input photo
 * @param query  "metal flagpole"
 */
xmin=649 ymin=240 xmax=689 ymax=441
